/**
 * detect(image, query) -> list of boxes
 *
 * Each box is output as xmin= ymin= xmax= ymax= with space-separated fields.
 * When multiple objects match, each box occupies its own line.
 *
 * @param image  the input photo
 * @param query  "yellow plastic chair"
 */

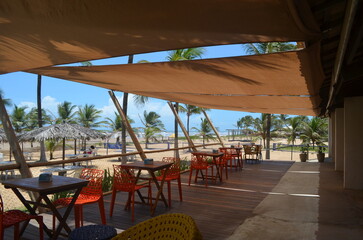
xmin=112 ymin=213 xmax=203 ymax=240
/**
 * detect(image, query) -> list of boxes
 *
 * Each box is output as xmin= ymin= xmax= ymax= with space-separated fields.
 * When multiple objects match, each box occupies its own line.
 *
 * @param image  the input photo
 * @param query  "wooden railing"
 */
xmin=0 ymin=143 xmax=222 ymax=172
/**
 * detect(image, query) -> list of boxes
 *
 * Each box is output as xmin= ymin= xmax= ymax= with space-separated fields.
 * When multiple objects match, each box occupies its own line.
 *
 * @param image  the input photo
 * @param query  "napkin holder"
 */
xmin=212 ymin=149 xmax=218 ymax=154
xmin=144 ymin=158 xmax=154 ymax=165
xmin=39 ymin=172 xmax=53 ymax=182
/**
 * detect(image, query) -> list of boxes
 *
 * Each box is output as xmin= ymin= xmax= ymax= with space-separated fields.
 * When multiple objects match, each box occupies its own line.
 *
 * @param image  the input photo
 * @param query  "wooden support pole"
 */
xmin=0 ymin=95 xmax=37 ymax=201
xmin=167 ymin=102 xmax=197 ymax=152
xmin=202 ymin=109 xmax=225 ymax=148
xmin=0 ymin=95 xmax=33 ymax=178
xmin=109 ymin=91 xmax=147 ymax=160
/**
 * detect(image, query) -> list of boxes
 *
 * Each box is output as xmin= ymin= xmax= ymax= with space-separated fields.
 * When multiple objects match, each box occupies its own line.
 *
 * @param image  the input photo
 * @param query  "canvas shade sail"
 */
xmin=0 ymin=0 xmax=320 ymax=74
xmin=29 ymin=44 xmax=324 ymax=116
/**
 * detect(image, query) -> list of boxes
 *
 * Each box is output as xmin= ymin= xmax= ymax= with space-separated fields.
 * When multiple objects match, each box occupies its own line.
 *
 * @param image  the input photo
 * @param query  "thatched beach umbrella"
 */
xmin=19 ymin=123 xmax=105 ymax=160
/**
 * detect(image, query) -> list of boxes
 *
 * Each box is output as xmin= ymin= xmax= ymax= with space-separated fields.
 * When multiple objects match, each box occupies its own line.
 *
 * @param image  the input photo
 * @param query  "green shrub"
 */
xmin=102 ymin=168 xmax=113 ymax=192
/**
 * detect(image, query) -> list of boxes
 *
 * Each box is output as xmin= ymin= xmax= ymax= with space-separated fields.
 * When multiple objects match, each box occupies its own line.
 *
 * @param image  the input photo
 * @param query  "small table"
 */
xmin=2 ymin=176 xmax=89 ymax=239
xmin=191 ymin=151 xmax=224 ymax=182
xmin=122 ymin=161 xmax=173 ymax=216
xmin=41 ymin=165 xmax=84 ymax=176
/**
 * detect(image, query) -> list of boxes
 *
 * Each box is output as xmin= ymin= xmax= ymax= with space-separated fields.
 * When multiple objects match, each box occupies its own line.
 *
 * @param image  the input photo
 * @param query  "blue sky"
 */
xmin=0 ymin=44 xmax=262 ymax=133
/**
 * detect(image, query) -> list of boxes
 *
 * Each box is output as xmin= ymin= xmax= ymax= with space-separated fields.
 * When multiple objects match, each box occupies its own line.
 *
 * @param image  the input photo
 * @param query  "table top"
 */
xmin=122 ymin=161 xmax=173 ymax=171
xmin=2 ymin=176 xmax=89 ymax=194
xmin=220 ymin=147 xmax=242 ymax=150
xmin=40 ymin=165 xmax=83 ymax=173
xmin=192 ymin=151 xmax=224 ymax=157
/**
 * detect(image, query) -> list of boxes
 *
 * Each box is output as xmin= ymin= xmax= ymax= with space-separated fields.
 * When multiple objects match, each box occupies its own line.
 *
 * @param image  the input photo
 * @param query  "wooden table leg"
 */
xmin=42 ymin=187 xmax=83 ymax=239
xmin=213 ymin=157 xmax=222 ymax=182
xmin=148 ymin=167 xmax=169 ymax=216
xmin=11 ymin=188 xmax=53 ymax=238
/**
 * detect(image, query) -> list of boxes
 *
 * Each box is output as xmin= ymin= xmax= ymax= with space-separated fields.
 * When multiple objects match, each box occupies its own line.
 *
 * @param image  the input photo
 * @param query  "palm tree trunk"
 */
xmin=121 ymin=55 xmax=133 ymax=164
xmin=37 ymin=74 xmax=47 ymax=162
xmin=174 ymin=102 xmax=180 ymax=158
xmin=266 ymin=114 xmax=271 ymax=160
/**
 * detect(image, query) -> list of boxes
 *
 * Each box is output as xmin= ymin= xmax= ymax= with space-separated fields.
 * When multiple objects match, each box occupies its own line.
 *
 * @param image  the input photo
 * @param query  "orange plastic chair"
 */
xmin=188 ymin=154 xmax=214 ymax=187
xmin=156 ymin=157 xmax=183 ymax=207
xmin=53 ymin=168 xmax=106 ymax=228
xmin=109 ymin=165 xmax=152 ymax=222
xmin=216 ymin=149 xmax=229 ymax=181
xmin=1 ymin=194 xmax=44 ymax=240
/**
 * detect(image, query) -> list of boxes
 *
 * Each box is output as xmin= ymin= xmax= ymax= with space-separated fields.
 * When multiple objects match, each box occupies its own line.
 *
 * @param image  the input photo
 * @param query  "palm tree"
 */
xmin=243 ymin=42 xmax=297 ymax=159
xmin=10 ymin=105 xmax=28 ymax=133
xmin=300 ymin=117 xmax=328 ymax=148
xmin=140 ymin=111 xmax=165 ymax=148
xmin=254 ymin=113 xmax=279 ymax=148
xmin=284 ymin=117 xmax=302 ymax=146
xmin=57 ymin=101 xmax=77 ymax=123
xmin=76 ymin=104 xmax=105 ymax=128
xmin=166 ymin=48 xmax=205 ymax=156
xmin=106 ymin=112 xmax=135 ymax=144
xmin=0 ymin=89 xmax=12 ymax=107
xmin=44 ymin=139 xmax=63 ymax=159
xmin=178 ymin=104 xmax=206 ymax=135
xmin=192 ymin=118 xmax=214 ymax=148
xmin=26 ymin=107 xmax=52 ymax=130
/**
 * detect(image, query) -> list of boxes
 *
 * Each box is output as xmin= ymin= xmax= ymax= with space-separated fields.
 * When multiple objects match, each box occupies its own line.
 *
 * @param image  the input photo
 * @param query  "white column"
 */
xmin=334 ymin=108 xmax=344 ymax=171
xmin=328 ymin=112 xmax=335 ymax=162
xmin=344 ymin=97 xmax=363 ymax=189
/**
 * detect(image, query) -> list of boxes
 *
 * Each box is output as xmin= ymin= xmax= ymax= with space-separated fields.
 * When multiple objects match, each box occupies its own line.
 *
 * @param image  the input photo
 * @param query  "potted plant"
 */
xmin=299 ymin=145 xmax=308 ymax=162
xmin=316 ymin=146 xmax=325 ymax=163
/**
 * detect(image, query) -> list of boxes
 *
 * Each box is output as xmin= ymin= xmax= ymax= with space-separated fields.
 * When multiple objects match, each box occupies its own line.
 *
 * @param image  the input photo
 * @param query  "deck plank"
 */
xmin=5 ymin=161 xmax=293 ymax=240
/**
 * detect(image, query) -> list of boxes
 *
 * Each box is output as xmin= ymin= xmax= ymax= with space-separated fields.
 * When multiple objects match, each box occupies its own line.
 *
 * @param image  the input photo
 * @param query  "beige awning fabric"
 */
xmin=28 ymin=44 xmax=324 ymax=116
xmin=0 ymin=0 xmax=320 ymax=74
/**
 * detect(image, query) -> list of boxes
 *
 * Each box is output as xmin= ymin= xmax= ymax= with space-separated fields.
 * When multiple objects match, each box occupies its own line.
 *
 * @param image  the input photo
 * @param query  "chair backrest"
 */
xmin=219 ymin=148 xmax=233 ymax=161
xmin=79 ymin=168 xmax=104 ymax=196
xmin=191 ymin=154 xmax=209 ymax=168
xmin=243 ymin=145 xmax=253 ymax=154
xmin=254 ymin=145 xmax=262 ymax=153
xmin=161 ymin=157 xmax=180 ymax=178
xmin=113 ymin=165 xmax=137 ymax=192
xmin=112 ymin=213 xmax=203 ymax=240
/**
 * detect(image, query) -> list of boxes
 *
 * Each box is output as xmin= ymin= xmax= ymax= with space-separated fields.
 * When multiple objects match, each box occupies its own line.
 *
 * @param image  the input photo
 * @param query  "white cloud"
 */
xmin=42 ymin=96 xmax=59 ymax=115
xmin=18 ymin=101 xmax=36 ymax=109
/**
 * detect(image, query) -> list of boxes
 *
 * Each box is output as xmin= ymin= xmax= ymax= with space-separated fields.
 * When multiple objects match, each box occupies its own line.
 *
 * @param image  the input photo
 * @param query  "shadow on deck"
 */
xmin=6 ymin=161 xmax=293 ymax=240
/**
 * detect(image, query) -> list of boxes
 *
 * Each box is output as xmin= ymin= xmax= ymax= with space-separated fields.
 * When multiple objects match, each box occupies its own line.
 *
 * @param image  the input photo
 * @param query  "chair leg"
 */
xmin=109 ymin=188 xmax=117 ymax=217
xmin=14 ymin=222 xmax=19 ymax=240
xmin=194 ymin=169 xmax=199 ymax=183
xmin=205 ymin=168 xmax=208 ymax=188
xmin=74 ymin=205 xmax=81 ymax=228
xmin=188 ymin=168 xmax=193 ymax=186
xmin=225 ymin=164 xmax=228 ymax=179
xmin=98 ymin=197 xmax=107 ymax=225
xmin=131 ymin=192 xmax=135 ymax=222
xmin=125 ymin=193 xmax=131 ymax=210
xmin=177 ymin=177 xmax=183 ymax=202
xmin=80 ymin=206 xmax=84 ymax=227
xmin=167 ymin=180 xmax=171 ymax=207
xmin=36 ymin=216 xmax=44 ymax=240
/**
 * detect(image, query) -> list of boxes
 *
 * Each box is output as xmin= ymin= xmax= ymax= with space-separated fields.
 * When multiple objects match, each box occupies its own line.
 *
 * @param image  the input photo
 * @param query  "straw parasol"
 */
xmin=19 ymin=123 xmax=105 ymax=160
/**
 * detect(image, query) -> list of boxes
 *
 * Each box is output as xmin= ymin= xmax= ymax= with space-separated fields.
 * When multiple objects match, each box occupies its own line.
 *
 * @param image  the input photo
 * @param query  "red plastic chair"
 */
xmin=109 ymin=165 xmax=152 ymax=222
xmin=53 ymin=168 xmax=106 ymax=228
xmin=216 ymin=149 xmax=230 ymax=181
xmin=188 ymin=154 xmax=214 ymax=187
xmin=156 ymin=157 xmax=183 ymax=207
xmin=1 ymin=194 xmax=44 ymax=240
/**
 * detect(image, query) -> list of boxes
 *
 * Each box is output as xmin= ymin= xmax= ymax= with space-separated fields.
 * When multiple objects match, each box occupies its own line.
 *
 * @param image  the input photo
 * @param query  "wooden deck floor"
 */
xmin=5 ymin=161 xmax=293 ymax=240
